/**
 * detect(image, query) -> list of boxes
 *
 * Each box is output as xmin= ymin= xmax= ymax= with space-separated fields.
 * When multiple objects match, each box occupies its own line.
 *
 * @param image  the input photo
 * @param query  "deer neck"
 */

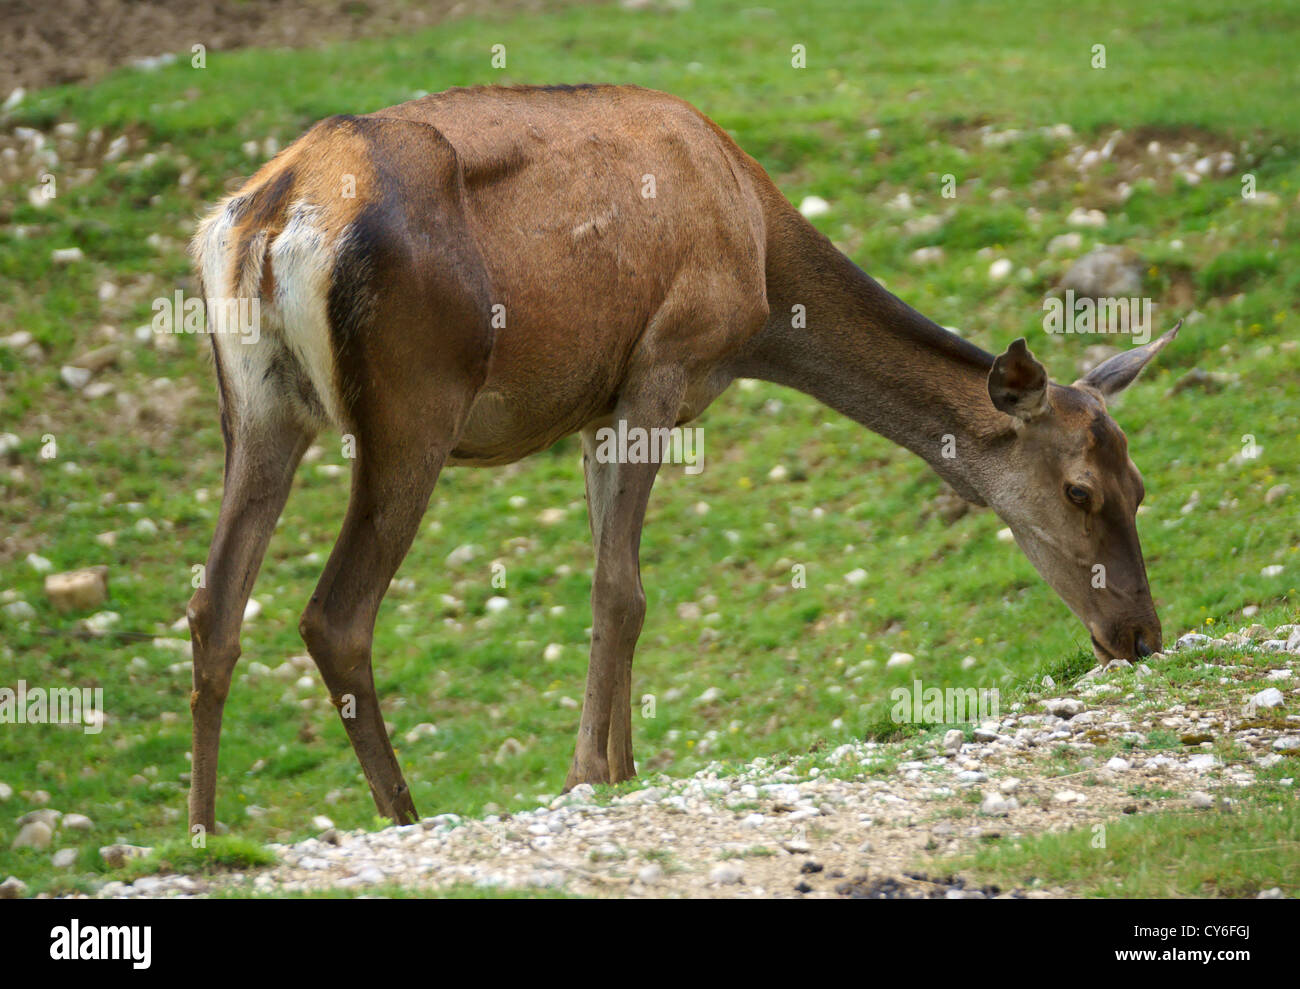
xmin=733 ymin=208 xmax=1011 ymax=505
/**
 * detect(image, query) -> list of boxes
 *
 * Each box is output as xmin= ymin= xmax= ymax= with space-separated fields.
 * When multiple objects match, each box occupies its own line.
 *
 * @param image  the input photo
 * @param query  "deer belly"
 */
xmin=449 ymin=382 xmax=613 ymax=466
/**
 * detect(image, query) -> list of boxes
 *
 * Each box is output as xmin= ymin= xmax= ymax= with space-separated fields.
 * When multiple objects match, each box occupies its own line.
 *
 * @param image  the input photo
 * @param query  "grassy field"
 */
xmin=1 ymin=0 xmax=1297 ymax=895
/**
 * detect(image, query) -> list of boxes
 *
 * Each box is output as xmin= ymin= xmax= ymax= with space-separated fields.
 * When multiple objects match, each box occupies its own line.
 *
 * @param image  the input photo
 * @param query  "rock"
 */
xmin=1272 ymin=736 xmax=1300 ymax=753
xmin=51 ymin=247 xmax=85 ymax=264
xmin=1105 ymin=757 xmax=1131 ymax=771
xmin=0 ymin=783 xmax=11 ymax=801
xmin=403 ymin=722 xmax=437 ymax=743
xmin=1173 ymin=632 xmax=1211 ymax=651
xmin=886 ymin=651 xmax=914 ymax=668
xmin=99 ymin=843 xmax=152 ymax=868
xmin=43 ymin=566 xmax=109 ymax=612
xmin=1189 ymin=791 xmax=1213 ymax=809
xmin=17 ymin=808 xmax=60 ymax=828
xmin=1058 ymin=246 xmax=1142 ymax=299
xmin=798 ymin=196 xmax=830 ymax=219
xmin=493 ymin=737 xmax=526 ymax=764
xmin=1249 ymin=688 xmax=1285 ymax=711
xmin=988 ymin=258 xmax=1013 ymax=280
xmin=1166 ymin=368 xmax=1237 ymax=396
xmin=1265 ymin=483 xmax=1290 ymax=505
xmin=444 ymin=544 xmax=479 ymax=566
xmin=12 ymin=821 xmax=52 ymax=850
xmin=930 ymin=484 xmax=969 ymax=522
xmin=980 ymin=793 xmax=1018 ymax=816
xmin=82 ymin=610 xmax=120 ymax=636
xmin=0 ymin=876 xmax=28 ymax=899
xmin=60 ymin=365 xmax=93 ymax=389
xmin=1066 ymin=207 xmax=1106 ymax=228
xmin=311 ymin=815 xmax=334 ymax=832
xmin=709 ymin=862 xmax=743 ymax=885
xmin=3 ymin=600 xmax=36 ymax=621
xmin=942 ymin=728 xmax=965 ymax=753
xmin=52 ymin=848 xmax=78 ymax=868
xmin=1047 ymin=232 xmax=1084 ymax=255
xmin=69 ymin=344 xmax=120 ymax=374
xmin=1043 ymin=698 xmax=1085 ymax=719
xmin=637 ymin=864 xmax=663 ymax=885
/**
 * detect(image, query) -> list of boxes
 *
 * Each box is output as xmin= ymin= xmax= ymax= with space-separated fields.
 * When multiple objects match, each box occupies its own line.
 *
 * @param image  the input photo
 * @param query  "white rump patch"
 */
xmin=193 ymin=197 xmax=346 ymax=432
xmin=267 ymin=202 xmax=346 ymax=428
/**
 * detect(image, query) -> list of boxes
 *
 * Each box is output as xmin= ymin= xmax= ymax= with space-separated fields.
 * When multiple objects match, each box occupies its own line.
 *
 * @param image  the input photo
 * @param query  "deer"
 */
xmin=186 ymin=83 xmax=1178 ymax=832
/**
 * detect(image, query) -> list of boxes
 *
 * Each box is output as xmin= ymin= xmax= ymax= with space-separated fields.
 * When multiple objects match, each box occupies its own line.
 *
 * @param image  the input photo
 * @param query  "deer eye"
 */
xmin=1065 ymin=484 xmax=1091 ymax=507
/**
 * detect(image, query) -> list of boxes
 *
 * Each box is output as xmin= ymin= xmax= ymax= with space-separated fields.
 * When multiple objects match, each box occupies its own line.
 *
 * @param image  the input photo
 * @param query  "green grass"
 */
xmin=1 ymin=0 xmax=1298 ymax=895
xmin=938 ymin=799 xmax=1299 ymax=898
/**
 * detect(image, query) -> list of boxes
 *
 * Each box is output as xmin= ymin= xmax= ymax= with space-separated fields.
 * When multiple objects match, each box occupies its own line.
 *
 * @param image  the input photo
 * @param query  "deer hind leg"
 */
xmin=297 ymin=410 xmax=468 ymax=824
xmin=188 ymin=393 xmax=315 ymax=836
xmin=564 ymin=367 xmax=686 ymax=790
xmin=295 ymin=271 xmax=488 ymax=822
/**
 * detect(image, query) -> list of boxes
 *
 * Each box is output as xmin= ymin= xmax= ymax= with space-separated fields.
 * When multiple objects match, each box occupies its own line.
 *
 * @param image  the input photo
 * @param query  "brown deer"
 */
xmin=187 ymin=84 xmax=1177 ymax=831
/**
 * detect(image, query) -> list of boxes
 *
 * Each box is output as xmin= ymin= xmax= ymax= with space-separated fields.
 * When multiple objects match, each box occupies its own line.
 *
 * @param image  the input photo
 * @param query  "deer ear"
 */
xmin=1074 ymin=319 xmax=1182 ymax=400
xmin=988 ymin=337 xmax=1049 ymax=421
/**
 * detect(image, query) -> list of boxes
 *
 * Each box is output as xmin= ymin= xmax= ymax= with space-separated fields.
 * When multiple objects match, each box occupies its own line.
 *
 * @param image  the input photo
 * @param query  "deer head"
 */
xmin=985 ymin=322 xmax=1181 ymax=662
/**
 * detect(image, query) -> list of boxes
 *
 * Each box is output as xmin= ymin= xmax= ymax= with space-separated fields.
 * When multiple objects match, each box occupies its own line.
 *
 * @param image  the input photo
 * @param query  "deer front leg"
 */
xmin=564 ymin=370 xmax=682 ymax=790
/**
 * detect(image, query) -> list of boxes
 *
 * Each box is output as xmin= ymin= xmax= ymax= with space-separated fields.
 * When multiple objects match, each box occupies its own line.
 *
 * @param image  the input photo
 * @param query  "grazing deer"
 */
xmin=187 ymin=84 xmax=1177 ymax=830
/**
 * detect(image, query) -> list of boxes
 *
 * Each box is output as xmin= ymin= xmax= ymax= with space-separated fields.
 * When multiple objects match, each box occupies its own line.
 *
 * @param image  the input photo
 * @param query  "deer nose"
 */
xmin=1134 ymin=632 xmax=1153 ymax=658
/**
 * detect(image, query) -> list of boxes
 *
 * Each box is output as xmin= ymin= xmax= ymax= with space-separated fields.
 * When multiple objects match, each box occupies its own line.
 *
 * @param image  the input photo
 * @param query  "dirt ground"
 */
xmin=0 ymin=0 xmax=593 ymax=96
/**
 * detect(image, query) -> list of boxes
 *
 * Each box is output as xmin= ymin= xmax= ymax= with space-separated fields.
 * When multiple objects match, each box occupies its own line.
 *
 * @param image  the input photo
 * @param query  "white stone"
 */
xmin=709 ymin=862 xmax=743 ymax=885
xmin=1249 ymin=687 xmax=1285 ymax=710
xmin=798 ymin=196 xmax=831 ymax=218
